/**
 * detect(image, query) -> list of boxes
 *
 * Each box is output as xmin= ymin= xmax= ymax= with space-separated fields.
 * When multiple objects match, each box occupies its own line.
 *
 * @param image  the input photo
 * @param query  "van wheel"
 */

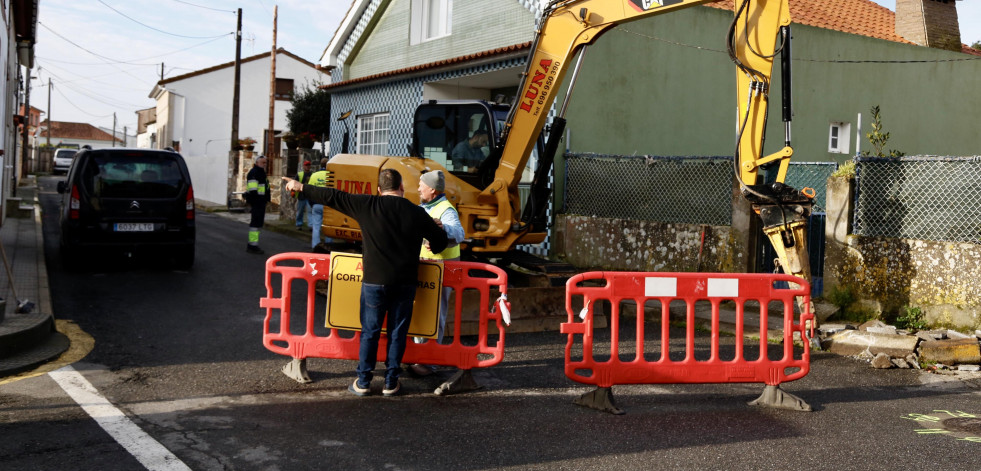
xmin=174 ymin=245 xmax=194 ymax=270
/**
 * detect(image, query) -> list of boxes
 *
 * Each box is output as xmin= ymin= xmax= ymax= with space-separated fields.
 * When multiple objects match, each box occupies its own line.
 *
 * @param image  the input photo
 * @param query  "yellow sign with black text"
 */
xmin=325 ymin=253 xmax=442 ymax=339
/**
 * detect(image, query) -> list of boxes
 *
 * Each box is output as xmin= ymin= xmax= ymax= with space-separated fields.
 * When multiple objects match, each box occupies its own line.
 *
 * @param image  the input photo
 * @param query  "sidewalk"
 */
xmin=0 ymin=176 xmax=69 ymax=377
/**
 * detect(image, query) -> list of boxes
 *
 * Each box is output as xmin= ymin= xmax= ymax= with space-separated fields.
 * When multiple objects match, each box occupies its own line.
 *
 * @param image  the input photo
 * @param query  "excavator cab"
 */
xmin=412 ymin=100 xmax=537 ymax=189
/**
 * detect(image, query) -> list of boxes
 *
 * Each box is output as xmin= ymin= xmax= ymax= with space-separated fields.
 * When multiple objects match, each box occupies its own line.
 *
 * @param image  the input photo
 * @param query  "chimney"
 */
xmin=895 ymin=0 xmax=962 ymax=51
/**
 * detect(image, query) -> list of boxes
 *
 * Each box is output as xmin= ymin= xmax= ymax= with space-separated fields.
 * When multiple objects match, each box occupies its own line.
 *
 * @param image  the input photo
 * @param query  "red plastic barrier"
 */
xmin=561 ymin=272 xmax=814 ymax=389
xmin=261 ymin=253 xmax=508 ymax=370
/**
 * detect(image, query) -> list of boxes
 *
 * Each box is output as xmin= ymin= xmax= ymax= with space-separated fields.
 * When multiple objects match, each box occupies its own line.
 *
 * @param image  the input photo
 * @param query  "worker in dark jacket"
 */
xmin=282 ymin=169 xmax=448 ymax=397
xmin=245 ymin=156 xmax=270 ymax=254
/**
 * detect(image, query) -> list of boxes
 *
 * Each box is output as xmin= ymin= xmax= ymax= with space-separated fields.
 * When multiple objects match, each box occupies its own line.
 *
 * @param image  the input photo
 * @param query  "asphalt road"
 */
xmin=1 ymin=175 xmax=980 ymax=470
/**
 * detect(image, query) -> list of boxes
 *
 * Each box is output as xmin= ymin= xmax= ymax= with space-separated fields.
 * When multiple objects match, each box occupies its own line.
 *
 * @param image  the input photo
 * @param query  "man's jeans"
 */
xmin=310 ymin=204 xmax=324 ymax=248
xmin=357 ymin=283 xmax=416 ymax=386
xmin=295 ymin=198 xmax=309 ymax=227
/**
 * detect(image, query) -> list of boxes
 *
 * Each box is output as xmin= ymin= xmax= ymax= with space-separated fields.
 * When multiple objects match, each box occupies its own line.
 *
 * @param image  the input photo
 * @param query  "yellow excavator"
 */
xmin=321 ymin=0 xmax=812 ymax=283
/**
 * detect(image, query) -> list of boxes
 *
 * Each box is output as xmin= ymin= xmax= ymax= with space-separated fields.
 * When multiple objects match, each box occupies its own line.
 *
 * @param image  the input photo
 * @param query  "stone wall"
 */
xmin=553 ymin=215 xmax=744 ymax=273
xmin=554 ymin=174 xmax=981 ymax=330
xmin=824 ymin=176 xmax=981 ymax=329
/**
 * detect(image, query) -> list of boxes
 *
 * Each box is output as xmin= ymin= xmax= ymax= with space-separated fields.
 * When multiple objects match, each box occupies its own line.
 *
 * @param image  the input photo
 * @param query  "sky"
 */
xmin=33 ymin=0 xmax=348 ymax=134
xmin=31 ymin=0 xmax=981 ymax=135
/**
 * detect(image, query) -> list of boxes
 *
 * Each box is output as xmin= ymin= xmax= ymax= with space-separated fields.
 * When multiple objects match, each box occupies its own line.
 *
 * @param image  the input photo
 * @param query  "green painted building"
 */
xmin=321 ymin=0 xmax=981 ymax=258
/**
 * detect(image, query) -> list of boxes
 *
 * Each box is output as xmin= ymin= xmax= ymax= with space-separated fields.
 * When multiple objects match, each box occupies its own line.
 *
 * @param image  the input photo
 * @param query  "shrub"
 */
xmin=895 ymin=306 xmax=927 ymax=331
xmin=825 ymin=285 xmax=856 ymax=310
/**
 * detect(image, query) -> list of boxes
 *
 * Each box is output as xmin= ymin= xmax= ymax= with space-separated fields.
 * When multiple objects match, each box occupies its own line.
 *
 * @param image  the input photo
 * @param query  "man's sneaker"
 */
xmin=348 ymin=379 xmax=370 ymax=396
xmin=246 ymin=245 xmax=264 ymax=254
xmin=382 ymin=380 xmax=401 ymax=397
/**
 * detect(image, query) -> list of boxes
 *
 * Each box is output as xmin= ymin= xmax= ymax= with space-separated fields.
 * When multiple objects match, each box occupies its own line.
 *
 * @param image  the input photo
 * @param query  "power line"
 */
xmin=34 ymin=34 xmax=229 ymax=66
xmin=98 ymin=0 xmax=232 ymax=39
xmin=36 ymin=60 xmax=153 ymax=92
xmin=39 ymin=22 xmax=143 ymax=65
xmin=51 ymin=85 xmax=116 ymax=120
xmin=40 ymin=63 xmax=149 ymax=109
xmin=36 ymin=55 xmax=160 ymax=67
xmin=171 ymin=0 xmax=236 ymax=13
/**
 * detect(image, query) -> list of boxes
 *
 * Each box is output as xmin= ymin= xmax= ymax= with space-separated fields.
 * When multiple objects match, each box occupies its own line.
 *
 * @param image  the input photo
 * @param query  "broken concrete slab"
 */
xmin=813 ymin=302 xmax=839 ymax=323
xmin=916 ymin=331 xmax=942 ymax=342
xmin=858 ymin=320 xmax=887 ymax=331
xmin=817 ymin=323 xmax=855 ymax=337
xmin=825 ymin=330 xmax=920 ymax=358
xmin=946 ymin=330 xmax=973 ymax=340
xmin=891 ymin=357 xmax=910 ymax=369
xmin=872 ymin=352 xmax=893 ymax=369
xmin=866 ymin=325 xmax=898 ymax=335
xmin=919 ymin=338 xmax=981 ymax=365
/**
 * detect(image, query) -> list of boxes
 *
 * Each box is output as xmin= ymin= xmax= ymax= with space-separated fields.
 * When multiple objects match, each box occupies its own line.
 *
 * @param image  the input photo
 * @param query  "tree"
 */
xmin=971 ymin=41 xmax=981 ymax=51
xmin=860 ymin=105 xmax=904 ymax=158
xmin=286 ymin=81 xmax=331 ymax=150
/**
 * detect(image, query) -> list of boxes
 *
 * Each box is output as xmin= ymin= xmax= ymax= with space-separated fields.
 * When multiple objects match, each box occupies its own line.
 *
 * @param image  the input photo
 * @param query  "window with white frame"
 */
xmin=357 ymin=113 xmax=390 ymax=155
xmin=828 ymin=122 xmax=851 ymax=154
xmin=410 ymin=0 xmax=452 ymax=45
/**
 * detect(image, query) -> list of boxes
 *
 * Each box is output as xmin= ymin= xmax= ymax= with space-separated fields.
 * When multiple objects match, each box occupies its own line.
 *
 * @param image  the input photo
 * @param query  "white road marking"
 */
xmin=48 ymin=365 xmax=192 ymax=471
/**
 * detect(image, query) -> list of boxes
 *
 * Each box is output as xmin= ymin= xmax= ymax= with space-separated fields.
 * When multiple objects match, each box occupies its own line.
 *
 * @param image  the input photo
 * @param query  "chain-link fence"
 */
xmin=563 ymin=154 xmax=834 ymax=226
xmin=786 ymin=162 xmax=837 ymax=213
xmin=855 ymin=156 xmax=981 ymax=243
xmin=563 ymin=154 xmax=735 ymax=225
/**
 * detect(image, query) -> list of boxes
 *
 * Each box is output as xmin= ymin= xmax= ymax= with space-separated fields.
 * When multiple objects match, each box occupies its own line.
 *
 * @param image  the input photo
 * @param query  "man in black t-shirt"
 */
xmin=282 ymin=169 xmax=448 ymax=397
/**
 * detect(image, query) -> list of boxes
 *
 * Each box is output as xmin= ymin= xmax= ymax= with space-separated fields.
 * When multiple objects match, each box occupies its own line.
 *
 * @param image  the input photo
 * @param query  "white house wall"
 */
xmin=157 ymin=55 xmax=324 ymax=205
xmin=1 ymin=2 xmax=13 ymax=209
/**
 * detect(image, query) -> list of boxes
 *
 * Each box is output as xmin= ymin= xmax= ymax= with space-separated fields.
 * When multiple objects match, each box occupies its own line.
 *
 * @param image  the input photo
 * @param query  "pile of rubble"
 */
xmin=817 ymin=320 xmax=981 ymax=372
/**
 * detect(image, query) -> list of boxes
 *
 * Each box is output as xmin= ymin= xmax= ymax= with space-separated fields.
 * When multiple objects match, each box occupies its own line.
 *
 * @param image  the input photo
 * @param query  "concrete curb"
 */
xmin=0 ymin=178 xmax=68 ymax=377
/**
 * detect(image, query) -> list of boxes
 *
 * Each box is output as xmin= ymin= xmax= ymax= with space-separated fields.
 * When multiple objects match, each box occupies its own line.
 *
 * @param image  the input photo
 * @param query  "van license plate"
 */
xmin=115 ymin=223 xmax=154 ymax=232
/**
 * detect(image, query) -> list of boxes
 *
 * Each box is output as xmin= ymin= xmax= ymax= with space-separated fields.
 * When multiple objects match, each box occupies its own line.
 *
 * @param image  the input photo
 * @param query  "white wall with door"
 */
xmin=151 ymin=51 xmax=323 ymax=205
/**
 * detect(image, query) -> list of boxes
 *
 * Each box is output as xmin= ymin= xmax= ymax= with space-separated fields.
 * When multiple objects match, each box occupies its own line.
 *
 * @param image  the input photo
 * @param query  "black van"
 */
xmin=57 ymin=148 xmax=196 ymax=269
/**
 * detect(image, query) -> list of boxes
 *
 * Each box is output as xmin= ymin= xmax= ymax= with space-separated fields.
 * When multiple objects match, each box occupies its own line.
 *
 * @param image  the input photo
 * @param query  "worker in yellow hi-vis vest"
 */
xmin=409 ymin=170 xmax=465 ymax=377
xmin=245 ymin=156 xmax=270 ymax=254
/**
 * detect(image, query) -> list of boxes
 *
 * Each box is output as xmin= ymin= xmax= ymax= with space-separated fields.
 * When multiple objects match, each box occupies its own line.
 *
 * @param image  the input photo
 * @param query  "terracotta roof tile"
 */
xmin=961 ymin=45 xmax=981 ymax=57
xmin=39 ymin=121 xmax=123 ymax=143
xmin=327 ymin=0 xmax=975 ymax=90
xmin=707 ymin=0 xmax=905 ymax=44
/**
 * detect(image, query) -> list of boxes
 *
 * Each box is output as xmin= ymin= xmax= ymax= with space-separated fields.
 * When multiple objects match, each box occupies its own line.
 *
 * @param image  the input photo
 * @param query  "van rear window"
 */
xmin=80 ymin=154 xmax=184 ymax=198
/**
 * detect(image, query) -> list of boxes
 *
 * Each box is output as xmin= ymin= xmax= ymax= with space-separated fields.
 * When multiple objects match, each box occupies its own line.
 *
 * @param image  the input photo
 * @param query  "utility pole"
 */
xmin=160 ymin=63 xmax=164 ymax=81
xmin=231 ymin=8 xmax=242 ymax=151
xmin=112 ymin=112 xmax=117 ymax=147
xmin=46 ymin=78 xmax=51 ymax=146
xmin=267 ymin=5 xmax=277 ymax=162
xmin=228 ymin=8 xmax=243 ymax=211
